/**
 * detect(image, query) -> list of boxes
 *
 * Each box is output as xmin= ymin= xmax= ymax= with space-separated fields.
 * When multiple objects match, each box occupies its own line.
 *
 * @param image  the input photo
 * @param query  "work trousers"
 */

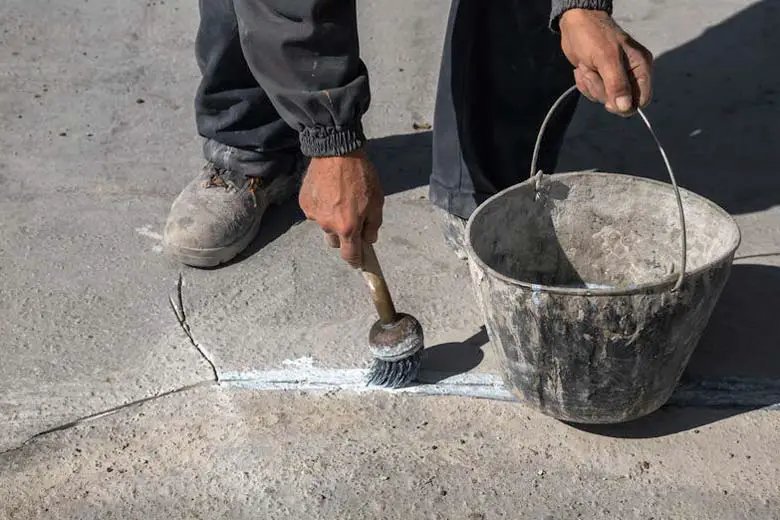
xmin=195 ymin=0 xmax=579 ymax=219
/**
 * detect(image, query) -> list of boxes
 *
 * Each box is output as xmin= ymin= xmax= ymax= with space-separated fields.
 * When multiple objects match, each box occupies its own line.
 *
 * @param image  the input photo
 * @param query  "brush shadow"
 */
xmin=418 ymin=327 xmax=489 ymax=383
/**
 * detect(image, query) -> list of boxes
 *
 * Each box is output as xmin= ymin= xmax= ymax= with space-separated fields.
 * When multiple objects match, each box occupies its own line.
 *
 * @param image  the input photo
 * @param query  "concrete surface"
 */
xmin=2 ymin=0 xmax=780 ymax=516
xmin=2 ymin=388 xmax=779 ymax=519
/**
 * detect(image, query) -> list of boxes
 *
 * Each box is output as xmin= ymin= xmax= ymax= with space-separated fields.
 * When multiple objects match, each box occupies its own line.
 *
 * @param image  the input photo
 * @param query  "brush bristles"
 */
xmin=366 ymin=350 xmax=423 ymax=389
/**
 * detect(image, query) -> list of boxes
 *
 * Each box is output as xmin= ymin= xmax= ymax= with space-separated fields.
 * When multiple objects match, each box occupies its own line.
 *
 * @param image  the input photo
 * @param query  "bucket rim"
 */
xmin=464 ymin=171 xmax=742 ymax=296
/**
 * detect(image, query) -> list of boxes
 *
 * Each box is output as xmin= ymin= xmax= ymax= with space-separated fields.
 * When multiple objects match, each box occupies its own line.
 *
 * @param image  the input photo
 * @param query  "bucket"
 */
xmin=465 ymin=86 xmax=741 ymax=424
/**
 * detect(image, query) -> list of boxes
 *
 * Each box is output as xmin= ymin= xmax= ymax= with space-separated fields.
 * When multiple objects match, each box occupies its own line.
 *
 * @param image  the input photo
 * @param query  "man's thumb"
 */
xmin=594 ymin=50 xmax=633 ymax=114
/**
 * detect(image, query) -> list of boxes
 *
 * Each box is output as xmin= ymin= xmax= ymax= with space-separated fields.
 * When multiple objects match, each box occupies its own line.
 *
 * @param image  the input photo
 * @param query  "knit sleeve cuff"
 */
xmin=550 ymin=0 xmax=613 ymax=32
xmin=299 ymin=123 xmax=367 ymax=157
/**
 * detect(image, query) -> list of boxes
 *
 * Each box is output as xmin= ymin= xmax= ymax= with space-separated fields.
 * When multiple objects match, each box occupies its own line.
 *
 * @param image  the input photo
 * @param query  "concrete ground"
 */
xmin=1 ymin=0 xmax=779 ymax=518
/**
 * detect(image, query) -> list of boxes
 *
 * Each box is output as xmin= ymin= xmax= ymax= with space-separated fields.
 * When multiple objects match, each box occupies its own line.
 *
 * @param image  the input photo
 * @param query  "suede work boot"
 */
xmin=163 ymin=161 xmax=303 ymax=267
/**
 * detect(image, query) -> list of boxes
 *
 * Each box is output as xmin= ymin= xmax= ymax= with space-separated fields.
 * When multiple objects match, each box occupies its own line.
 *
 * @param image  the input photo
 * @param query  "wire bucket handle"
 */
xmin=529 ymin=85 xmax=687 ymax=292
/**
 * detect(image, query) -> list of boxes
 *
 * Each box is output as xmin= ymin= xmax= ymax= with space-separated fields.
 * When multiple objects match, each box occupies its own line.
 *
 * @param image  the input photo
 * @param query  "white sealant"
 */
xmin=281 ymin=356 xmax=316 ymax=368
xmin=136 ymin=226 xmax=164 ymax=254
xmin=217 ymin=358 xmax=780 ymax=409
xmin=135 ymin=226 xmax=163 ymax=241
xmin=220 ymin=363 xmax=515 ymax=401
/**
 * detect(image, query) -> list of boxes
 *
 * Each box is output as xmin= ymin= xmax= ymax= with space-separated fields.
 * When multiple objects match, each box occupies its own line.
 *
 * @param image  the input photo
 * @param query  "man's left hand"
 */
xmin=559 ymin=9 xmax=653 ymax=116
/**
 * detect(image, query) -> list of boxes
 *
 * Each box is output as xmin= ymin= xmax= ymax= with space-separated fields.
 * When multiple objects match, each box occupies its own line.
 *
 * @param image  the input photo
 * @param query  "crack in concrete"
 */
xmin=169 ymin=273 xmax=220 ymax=382
xmin=1 ymin=274 xmax=223 ymax=457
xmin=220 ymin=365 xmax=780 ymax=408
xmin=4 ymin=372 xmax=779 ymax=457
xmin=0 ymin=381 xmax=214 ymax=457
xmin=4 ymin=272 xmax=778 ymax=456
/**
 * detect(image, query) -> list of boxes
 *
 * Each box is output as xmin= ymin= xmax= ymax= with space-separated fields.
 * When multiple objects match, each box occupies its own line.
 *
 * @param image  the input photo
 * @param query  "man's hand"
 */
xmin=299 ymin=149 xmax=384 ymax=268
xmin=559 ymin=9 xmax=653 ymax=116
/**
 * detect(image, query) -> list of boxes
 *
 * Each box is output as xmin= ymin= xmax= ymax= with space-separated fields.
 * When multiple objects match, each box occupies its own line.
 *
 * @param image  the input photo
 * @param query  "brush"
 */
xmin=359 ymin=242 xmax=424 ymax=388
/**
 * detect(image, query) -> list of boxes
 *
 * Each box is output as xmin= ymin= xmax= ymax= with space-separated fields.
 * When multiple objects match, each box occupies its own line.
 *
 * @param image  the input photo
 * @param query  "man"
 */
xmin=163 ymin=0 xmax=652 ymax=268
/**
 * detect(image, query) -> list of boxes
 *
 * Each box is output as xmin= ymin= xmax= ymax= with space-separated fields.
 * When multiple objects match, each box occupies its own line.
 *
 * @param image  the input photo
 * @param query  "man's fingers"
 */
xmin=339 ymin=234 xmax=363 ymax=268
xmin=632 ymin=74 xmax=652 ymax=109
xmin=574 ymin=66 xmax=598 ymax=102
xmin=582 ymin=67 xmax=608 ymax=104
xmin=594 ymin=49 xmax=635 ymax=115
xmin=322 ymin=221 xmax=363 ymax=266
xmin=362 ymin=228 xmax=379 ymax=245
xmin=624 ymin=44 xmax=653 ymax=108
xmin=362 ymin=206 xmax=383 ymax=245
xmin=324 ymin=232 xmax=340 ymax=248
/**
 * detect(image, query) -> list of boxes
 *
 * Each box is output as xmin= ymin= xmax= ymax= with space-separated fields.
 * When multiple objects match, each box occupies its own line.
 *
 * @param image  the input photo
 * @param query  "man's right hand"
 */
xmin=299 ymin=149 xmax=385 ymax=268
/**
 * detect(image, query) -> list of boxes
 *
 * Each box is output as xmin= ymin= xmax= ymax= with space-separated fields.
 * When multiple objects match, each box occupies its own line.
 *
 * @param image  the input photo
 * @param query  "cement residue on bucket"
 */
xmin=469 ymin=174 xmax=736 ymax=291
xmin=465 ymin=171 xmax=740 ymax=424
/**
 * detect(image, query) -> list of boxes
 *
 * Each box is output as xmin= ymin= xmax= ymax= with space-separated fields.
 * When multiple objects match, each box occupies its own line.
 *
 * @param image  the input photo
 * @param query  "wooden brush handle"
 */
xmin=360 ymin=243 xmax=397 ymax=325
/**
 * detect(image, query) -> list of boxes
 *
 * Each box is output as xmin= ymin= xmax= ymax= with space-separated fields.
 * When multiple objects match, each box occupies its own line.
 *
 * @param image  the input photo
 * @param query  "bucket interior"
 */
xmin=467 ymin=173 xmax=740 ymax=289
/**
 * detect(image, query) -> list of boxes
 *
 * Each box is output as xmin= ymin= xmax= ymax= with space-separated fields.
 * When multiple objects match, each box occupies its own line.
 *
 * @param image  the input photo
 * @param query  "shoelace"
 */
xmin=201 ymin=167 xmax=232 ymax=190
xmin=247 ymin=177 xmax=261 ymax=208
xmin=202 ymin=167 xmax=261 ymax=208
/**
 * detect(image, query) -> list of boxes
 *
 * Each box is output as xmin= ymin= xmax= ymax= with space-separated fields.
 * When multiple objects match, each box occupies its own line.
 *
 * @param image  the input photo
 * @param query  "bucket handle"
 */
xmin=529 ymin=85 xmax=687 ymax=292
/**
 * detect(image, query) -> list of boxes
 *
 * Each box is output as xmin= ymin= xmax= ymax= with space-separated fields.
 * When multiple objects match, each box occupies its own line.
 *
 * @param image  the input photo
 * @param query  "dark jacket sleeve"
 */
xmin=550 ymin=0 xmax=613 ymax=32
xmin=232 ymin=0 xmax=370 ymax=157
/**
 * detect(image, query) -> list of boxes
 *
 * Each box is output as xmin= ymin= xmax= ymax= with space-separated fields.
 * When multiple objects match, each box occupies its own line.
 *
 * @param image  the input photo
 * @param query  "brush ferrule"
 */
xmin=368 ymin=313 xmax=424 ymax=362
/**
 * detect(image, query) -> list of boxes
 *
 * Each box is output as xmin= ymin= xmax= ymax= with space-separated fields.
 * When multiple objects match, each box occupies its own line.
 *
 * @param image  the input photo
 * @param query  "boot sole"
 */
xmin=164 ymin=173 xmax=301 ymax=268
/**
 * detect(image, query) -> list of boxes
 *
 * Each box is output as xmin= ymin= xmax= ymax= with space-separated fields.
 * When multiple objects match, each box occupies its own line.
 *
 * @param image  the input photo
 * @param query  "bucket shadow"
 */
xmin=418 ymin=327 xmax=489 ymax=383
xmin=554 ymin=0 xmax=780 ymax=438
xmin=686 ymin=263 xmax=780 ymax=380
xmin=568 ymin=407 xmax=752 ymax=439
xmin=211 ymin=131 xmax=434 ymax=268
xmin=569 ymin=263 xmax=780 ymax=438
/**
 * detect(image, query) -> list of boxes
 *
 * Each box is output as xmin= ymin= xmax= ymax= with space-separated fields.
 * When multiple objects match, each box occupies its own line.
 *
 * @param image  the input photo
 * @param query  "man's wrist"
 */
xmin=559 ymin=7 xmax=612 ymax=31
xmin=550 ymin=0 xmax=613 ymax=32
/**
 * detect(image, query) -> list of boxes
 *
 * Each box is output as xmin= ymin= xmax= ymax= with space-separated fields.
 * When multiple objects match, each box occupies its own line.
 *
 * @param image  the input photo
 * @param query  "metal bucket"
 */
xmin=465 ymin=87 xmax=741 ymax=424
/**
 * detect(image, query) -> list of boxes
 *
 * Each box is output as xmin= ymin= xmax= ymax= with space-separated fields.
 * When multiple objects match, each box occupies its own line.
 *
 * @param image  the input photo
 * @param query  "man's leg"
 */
xmin=429 ymin=0 xmax=579 ymax=248
xmin=163 ymin=0 xmax=303 ymax=267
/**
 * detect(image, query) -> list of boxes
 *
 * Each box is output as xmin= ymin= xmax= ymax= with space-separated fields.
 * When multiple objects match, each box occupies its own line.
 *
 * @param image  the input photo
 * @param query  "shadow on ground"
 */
xmin=418 ymin=327 xmax=489 ymax=383
xmin=557 ymin=1 xmax=780 ymax=216
xmin=686 ymin=264 xmax=780 ymax=380
xmin=222 ymin=1 xmax=779 ymax=437
xmin=569 ymin=407 xmax=755 ymax=439
xmin=223 ymin=130 xmax=434 ymax=265
xmin=560 ymin=1 xmax=780 ymax=437
xmin=568 ymin=263 xmax=780 ymax=439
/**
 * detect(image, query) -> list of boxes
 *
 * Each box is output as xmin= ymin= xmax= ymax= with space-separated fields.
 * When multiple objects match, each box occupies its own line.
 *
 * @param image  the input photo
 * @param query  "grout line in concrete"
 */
xmin=4 ymin=369 xmax=780 ymax=456
xmin=221 ymin=368 xmax=515 ymax=401
xmin=220 ymin=366 xmax=780 ymax=409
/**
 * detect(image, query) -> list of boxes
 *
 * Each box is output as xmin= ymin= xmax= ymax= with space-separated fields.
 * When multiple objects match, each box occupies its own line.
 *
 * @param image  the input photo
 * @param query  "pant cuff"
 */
xmin=203 ymin=139 xmax=301 ymax=179
xmin=299 ymin=123 xmax=366 ymax=157
xmin=428 ymin=179 xmax=493 ymax=220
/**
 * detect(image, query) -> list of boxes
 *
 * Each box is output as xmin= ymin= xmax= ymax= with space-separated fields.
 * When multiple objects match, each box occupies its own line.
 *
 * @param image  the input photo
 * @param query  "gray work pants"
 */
xmin=194 ymin=0 xmax=578 ymax=218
